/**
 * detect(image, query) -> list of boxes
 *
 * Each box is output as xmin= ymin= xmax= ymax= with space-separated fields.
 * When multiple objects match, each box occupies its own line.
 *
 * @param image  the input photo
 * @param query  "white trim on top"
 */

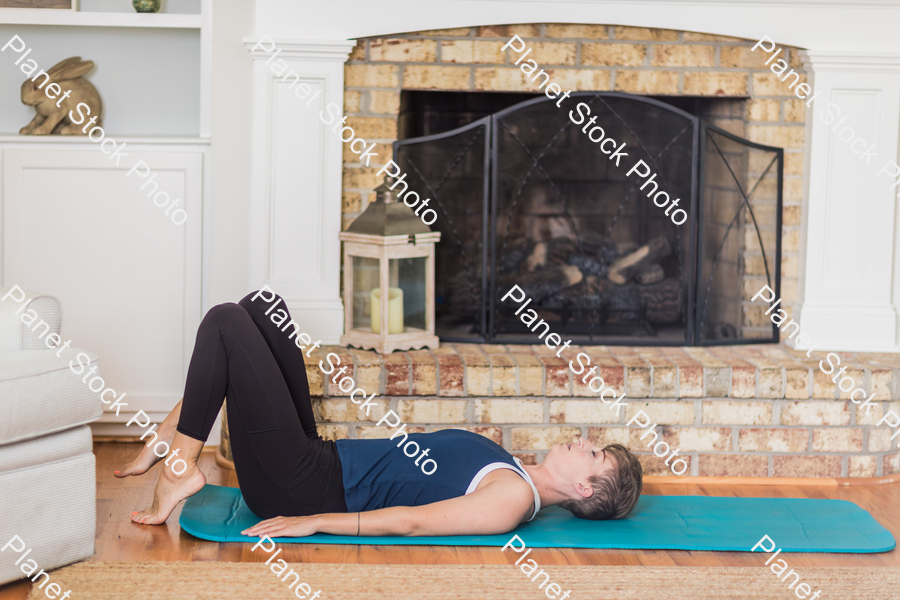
xmin=466 ymin=460 xmax=541 ymax=521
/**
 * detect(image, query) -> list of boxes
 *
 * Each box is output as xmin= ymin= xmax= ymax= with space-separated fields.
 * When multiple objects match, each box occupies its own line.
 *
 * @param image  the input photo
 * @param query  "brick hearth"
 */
xmin=305 ymin=343 xmax=900 ymax=479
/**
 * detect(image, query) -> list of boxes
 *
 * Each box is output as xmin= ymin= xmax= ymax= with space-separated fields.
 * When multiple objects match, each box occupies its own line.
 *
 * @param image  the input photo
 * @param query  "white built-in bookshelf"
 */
xmin=0 ymin=0 xmax=211 ymax=137
xmin=0 ymin=8 xmax=200 ymax=28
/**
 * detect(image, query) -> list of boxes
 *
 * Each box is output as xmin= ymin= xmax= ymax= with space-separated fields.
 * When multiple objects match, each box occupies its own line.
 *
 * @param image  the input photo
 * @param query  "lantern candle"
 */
xmin=339 ymin=175 xmax=440 ymax=353
xmin=371 ymin=287 xmax=404 ymax=334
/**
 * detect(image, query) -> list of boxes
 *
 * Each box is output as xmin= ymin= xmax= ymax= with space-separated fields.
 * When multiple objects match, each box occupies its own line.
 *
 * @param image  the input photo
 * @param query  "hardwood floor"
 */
xmin=2 ymin=442 xmax=898 ymax=599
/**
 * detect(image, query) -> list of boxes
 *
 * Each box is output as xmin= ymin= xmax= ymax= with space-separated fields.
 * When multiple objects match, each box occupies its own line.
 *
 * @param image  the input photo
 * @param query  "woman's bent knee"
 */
xmin=201 ymin=302 xmax=247 ymax=328
xmin=239 ymin=290 xmax=284 ymax=315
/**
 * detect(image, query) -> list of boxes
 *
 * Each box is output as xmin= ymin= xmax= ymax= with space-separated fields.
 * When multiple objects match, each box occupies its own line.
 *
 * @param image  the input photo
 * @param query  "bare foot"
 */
xmin=115 ymin=447 xmax=163 ymax=478
xmin=115 ymin=428 xmax=174 ymax=478
xmin=132 ymin=463 xmax=206 ymax=525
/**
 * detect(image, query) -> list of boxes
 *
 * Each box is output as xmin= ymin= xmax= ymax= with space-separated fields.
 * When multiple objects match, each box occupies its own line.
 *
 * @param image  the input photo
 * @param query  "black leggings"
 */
xmin=175 ymin=291 xmax=348 ymax=519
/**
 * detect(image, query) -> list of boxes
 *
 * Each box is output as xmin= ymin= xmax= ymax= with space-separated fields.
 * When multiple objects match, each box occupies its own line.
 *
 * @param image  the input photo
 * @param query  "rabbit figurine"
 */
xmin=19 ymin=56 xmax=103 ymax=135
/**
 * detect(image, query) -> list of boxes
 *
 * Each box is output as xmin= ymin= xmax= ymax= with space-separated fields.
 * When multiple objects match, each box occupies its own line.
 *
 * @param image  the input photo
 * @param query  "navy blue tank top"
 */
xmin=335 ymin=430 xmax=540 ymax=519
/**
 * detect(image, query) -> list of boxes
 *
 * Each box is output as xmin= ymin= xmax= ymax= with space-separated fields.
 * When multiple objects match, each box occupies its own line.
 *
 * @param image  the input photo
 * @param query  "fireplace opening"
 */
xmin=394 ymin=91 xmax=783 ymax=346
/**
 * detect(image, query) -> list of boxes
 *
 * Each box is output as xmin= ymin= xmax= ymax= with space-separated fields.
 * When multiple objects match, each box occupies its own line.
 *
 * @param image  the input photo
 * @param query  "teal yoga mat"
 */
xmin=179 ymin=484 xmax=895 ymax=553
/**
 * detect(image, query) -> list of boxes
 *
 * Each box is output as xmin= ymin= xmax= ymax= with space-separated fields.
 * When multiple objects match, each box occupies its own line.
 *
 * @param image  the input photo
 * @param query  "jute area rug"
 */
xmin=27 ymin=562 xmax=898 ymax=600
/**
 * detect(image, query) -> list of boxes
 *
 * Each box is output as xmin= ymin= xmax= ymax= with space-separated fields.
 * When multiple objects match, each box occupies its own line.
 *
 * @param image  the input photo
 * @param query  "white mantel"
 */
xmin=249 ymin=0 xmax=900 ymax=350
xmin=256 ymin=0 xmax=900 ymax=52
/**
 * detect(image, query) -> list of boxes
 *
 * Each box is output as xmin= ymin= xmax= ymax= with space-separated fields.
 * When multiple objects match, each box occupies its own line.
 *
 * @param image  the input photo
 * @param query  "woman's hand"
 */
xmin=242 ymin=515 xmax=319 ymax=538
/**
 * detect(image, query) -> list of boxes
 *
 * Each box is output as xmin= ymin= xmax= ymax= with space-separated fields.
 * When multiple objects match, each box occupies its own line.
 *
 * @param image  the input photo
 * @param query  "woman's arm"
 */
xmin=242 ymin=472 xmax=534 ymax=538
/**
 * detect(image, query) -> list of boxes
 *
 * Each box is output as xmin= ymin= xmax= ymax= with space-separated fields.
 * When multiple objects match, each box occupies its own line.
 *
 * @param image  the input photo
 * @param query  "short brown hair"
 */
xmin=559 ymin=443 xmax=643 ymax=520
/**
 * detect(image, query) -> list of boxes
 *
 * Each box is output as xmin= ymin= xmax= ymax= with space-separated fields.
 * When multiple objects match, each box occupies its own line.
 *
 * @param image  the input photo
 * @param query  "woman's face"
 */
xmin=544 ymin=437 xmax=617 ymax=496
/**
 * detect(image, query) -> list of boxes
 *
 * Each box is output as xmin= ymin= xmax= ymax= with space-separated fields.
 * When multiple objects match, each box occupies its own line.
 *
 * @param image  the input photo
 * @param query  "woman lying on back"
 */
xmin=116 ymin=291 xmax=643 ymax=537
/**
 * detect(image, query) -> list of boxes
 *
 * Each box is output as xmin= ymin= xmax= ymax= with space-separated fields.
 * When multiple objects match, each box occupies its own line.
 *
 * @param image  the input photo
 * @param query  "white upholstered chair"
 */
xmin=0 ymin=287 xmax=101 ymax=584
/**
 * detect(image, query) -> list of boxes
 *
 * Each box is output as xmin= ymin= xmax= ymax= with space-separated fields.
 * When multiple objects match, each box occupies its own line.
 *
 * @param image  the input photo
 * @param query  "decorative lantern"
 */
xmin=339 ymin=176 xmax=441 ymax=353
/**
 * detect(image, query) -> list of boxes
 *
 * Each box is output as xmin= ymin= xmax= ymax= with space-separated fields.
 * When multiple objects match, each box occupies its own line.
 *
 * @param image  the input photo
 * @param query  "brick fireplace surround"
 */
xmin=311 ymin=23 xmax=900 ymax=481
xmin=340 ymin=22 xmax=806 ymax=340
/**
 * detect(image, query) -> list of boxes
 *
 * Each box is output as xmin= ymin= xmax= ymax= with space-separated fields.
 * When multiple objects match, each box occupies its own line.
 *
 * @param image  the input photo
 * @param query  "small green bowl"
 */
xmin=133 ymin=0 xmax=161 ymax=13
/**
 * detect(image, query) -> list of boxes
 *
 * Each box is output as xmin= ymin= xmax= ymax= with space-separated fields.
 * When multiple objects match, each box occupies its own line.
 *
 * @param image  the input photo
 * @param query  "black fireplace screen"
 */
xmin=394 ymin=92 xmax=783 ymax=346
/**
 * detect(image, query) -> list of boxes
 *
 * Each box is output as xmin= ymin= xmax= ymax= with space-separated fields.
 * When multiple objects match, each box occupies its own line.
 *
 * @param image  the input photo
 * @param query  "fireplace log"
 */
xmin=636 ymin=263 xmax=664 ymax=285
xmin=616 ymin=241 xmax=639 ymax=257
xmin=581 ymin=232 xmax=614 ymax=260
xmin=515 ymin=265 xmax=583 ymax=302
xmin=526 ymin=242 xmax=547 ymax=272
xmin=548 ymin=237 xmax=578 ymax=264
xmin=561 ymin=265 xmax=583 ymax=286
xmin=637 ymin=278 xmax=682 ymax=323
xmin=608 ymin=236 xmax=672 ymax=285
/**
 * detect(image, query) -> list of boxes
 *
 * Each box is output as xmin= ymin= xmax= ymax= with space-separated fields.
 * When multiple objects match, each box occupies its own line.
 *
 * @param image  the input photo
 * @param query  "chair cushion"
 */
xmin=0 ymin=348 xmax=102 ymax=446
xmin=0 ymin=423 xmax=93 ymax=475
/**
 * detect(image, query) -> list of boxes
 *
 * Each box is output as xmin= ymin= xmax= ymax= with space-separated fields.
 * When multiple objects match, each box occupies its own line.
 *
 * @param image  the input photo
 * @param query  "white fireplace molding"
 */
xmin=799 ymin=50 xmax=900 ymax=352
xmin=257 ymin=0 xmax=900 ymax=52
xmin=244 ymin=37 xmax=356 ymax=344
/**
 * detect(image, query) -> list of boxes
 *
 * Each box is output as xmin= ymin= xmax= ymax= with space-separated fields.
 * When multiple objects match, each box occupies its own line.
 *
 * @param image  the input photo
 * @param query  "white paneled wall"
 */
xmin=1 ymin=139 xmax=206 ymax=433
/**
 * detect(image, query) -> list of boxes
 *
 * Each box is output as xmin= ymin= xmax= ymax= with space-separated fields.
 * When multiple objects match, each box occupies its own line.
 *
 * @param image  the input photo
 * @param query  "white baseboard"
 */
xmin=91 ymin=411 xmax=222 ymax=445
